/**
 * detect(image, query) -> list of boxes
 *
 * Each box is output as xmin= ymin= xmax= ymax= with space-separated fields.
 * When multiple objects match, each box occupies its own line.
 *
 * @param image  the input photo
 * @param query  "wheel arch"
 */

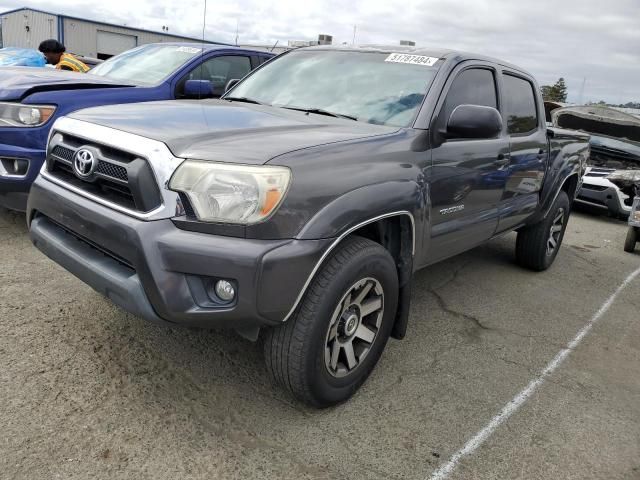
xmin=561 ymin=173 xmax=580 ymax=201
xmin=284 ymin=211 xmax=416 ymax=338
xmin=531 ymin=172 xmax=581 ymax=224
xmin=545 ymin=172 xmax=580 ymax=217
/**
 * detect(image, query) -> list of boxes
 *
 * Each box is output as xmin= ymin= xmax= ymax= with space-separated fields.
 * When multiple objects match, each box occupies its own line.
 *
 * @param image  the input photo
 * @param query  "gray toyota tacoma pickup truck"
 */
xmin=27 ymin=45 xmax=589 ymax=407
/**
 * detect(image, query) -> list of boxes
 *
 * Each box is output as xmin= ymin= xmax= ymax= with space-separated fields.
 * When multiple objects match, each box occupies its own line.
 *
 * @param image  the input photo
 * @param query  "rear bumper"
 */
xmin=0 ymin=142 xmax=46 ymax=211
xmin=27 ymin=175 xmax=332 ymax=330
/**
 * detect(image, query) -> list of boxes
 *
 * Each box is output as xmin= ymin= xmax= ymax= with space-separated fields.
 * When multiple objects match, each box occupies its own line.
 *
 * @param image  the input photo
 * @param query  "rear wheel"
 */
xmin=624 ymin=227 xmax=638 ymax=253
xmin=516 ymin=191 xmax=570 ymax=271
xmin=263 ymin=236 xmax=398 ymax=407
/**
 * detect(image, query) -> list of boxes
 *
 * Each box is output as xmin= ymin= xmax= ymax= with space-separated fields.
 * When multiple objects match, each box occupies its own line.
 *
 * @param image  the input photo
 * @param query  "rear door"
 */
xmin=496 ymin=72 xmax=547 ymax=231
xmin=424 ymin=63 xmax=510 ymax=264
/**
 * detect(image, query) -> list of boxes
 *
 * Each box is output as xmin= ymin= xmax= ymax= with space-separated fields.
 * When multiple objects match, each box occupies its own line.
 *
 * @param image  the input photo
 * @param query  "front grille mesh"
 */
xmin=95 ymin=161 xmax=128 ymax=181
xmin=581 ymin=184 xmax=608 ymax=192
xmin=52 ymin=145 xmax=74 ymax=162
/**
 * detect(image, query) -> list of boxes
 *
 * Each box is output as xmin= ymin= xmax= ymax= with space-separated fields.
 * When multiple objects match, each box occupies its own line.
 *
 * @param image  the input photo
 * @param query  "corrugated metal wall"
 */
xmin=62 ymin=17 xmax=202 ymax=57
xmin=0 ymin=9 xmax=58 ymax=49
xmin=1 ymin=8 xmax=215 ymax=57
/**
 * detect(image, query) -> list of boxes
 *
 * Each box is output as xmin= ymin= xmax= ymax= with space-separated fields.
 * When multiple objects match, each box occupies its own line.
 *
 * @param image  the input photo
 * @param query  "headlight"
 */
xmin=169 ymin=161 xmax=291 ymax=224
xmin=0 ymin=102 xmax=56 ymax=127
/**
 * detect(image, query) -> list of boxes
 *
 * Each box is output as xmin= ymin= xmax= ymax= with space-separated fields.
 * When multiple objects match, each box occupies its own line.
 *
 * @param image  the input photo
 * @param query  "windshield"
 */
xmin=227 ymin=50 xmax=440 ymax=127
xmin=90 ymin=44 xmax=203 ymax=85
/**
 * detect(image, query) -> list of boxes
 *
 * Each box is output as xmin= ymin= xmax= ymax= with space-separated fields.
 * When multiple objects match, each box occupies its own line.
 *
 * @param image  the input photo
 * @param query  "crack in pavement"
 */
xmin=428 ymin=286 xmax=567 ymax=349
xmin=429 ymin=288 xmax=491 ymax=331
xmin=431 ymin=259 xmax=476 ymax=291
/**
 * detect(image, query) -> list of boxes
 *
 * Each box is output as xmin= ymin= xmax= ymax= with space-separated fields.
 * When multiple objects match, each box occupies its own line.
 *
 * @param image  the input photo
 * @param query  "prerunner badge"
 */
xmin=384 ymin=53 xmax=440 ymax=66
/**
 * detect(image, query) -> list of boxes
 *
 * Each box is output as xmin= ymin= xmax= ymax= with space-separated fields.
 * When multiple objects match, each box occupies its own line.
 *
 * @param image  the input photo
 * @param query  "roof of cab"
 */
xmin=298 ymin=44 xmax=530 ymax=75
xmin=137 ymin=43 xmax=273 ymax=56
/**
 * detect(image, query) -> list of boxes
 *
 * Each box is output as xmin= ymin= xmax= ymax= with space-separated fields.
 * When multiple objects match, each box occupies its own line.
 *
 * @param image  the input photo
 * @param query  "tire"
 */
xmin=516 ymin=191 xmax=570 ymax=271
xmin=263 ymin=236 xmax=399 ymax=407
xmin=624 ymin=227 xmax=638 ymax=253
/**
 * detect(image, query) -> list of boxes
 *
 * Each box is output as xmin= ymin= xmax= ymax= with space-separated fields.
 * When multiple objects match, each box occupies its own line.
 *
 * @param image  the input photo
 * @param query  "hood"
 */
xmin=0 ymin=67 xmax=134 ymax=101
xmin=69 ymin=100 xmax=399 ymax=164
xmin=552 ymin=105 xmax=640 ymax=143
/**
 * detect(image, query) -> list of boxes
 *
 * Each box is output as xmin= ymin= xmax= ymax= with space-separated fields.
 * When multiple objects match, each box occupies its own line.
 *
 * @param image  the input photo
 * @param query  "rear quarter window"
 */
xmin=503 ymin=74 xmax=539 ymax=135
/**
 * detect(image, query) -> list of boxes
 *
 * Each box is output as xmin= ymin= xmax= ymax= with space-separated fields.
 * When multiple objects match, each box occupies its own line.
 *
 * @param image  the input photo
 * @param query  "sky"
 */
xmin=1 ymin=0 xmax=639 ymax=104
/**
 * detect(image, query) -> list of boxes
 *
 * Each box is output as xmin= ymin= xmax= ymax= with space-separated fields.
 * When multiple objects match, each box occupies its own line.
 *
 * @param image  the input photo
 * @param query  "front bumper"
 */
xmin=576 ymin=178 xmax=631 ymax=218
xmin=0 ymin=142 xmax=46 ymax=211
xmin=27 ymin=175 xmax=332 ymax=330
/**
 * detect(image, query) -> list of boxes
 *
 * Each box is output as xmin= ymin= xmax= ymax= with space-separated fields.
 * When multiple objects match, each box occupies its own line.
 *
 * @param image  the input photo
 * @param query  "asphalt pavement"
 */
xmin=1 ymin=207 xmax=638 ymax=480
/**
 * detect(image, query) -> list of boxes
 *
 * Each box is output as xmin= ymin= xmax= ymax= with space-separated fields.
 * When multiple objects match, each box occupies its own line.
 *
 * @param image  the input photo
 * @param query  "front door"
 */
xmin=424 ymin=65 xmax=509 ymax=265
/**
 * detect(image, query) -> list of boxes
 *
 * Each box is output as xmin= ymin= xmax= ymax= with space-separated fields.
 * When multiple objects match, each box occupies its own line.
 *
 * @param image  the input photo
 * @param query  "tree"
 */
xmin=540 ymin=78 xmax=568 ymax=103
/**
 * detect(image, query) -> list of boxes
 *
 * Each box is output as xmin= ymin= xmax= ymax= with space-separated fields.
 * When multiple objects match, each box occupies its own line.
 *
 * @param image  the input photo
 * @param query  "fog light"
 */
xmin=0 ymin=157 xmax=29 ymax=176
xmin=215 ymin=280 xmax=235 ymax=302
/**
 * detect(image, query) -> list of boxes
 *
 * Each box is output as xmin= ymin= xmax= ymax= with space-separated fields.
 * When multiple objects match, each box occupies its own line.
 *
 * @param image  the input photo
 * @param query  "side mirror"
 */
xmin=184 ymin=79 xmax=215 ymax=99
xmin=446 ymin=104 xmax=503 ymax=139
xmin=225 ymin=78 xmax=240 ymax=93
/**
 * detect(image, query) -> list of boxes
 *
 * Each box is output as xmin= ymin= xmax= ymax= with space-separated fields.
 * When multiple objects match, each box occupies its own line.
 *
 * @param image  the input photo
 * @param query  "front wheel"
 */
xmin=263 ymin=236 xmax=398 ymax=407
xmin=624 ymin=227 xmax=638 ymax=253
xmin=516 ymin=191 xmax=570 ymax=271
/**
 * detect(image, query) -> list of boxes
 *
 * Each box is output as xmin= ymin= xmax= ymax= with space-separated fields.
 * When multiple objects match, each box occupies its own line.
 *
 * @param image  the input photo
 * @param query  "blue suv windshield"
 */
xmin=227 ymin=49 xmax=441 ymax=127
xmin=90 ymin=44 xmax=203 ymax=85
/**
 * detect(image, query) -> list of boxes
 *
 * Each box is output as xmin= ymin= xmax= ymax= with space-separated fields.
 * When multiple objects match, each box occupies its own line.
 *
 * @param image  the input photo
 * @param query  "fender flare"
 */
xmin=297 ymin=180 xmax=422 ymax=248
xmin=542 ymin=172 xmax=581 ymax=219
xmin=283 ymin=183 xmax=420 ymax=323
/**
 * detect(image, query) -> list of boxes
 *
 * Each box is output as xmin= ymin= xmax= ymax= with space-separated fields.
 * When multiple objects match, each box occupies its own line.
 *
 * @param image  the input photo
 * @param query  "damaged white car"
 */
xmin=552 ymin=105 xmax=640 ymax=219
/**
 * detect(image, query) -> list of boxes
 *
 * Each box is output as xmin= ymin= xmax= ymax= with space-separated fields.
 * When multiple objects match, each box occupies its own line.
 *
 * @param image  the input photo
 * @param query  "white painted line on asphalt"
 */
xmin=428 ymin=264 xmax=640 ymax=480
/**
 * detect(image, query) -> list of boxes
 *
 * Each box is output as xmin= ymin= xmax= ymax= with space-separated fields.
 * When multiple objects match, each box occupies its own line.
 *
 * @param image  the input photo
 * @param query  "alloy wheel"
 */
xmin=547 ymin=207 xmax=565 ymax=256
xmin=324 ymin=277 xmax=384 ymax=378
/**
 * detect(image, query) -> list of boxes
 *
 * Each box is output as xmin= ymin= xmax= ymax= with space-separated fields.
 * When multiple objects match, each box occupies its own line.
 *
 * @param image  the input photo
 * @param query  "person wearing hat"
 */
xmin=38 ymin=39 xmax=89 ymax=73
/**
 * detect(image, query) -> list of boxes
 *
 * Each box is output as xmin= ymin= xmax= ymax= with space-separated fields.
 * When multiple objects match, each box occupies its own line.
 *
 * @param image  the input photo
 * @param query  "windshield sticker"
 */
xmin=385 ymin=53 xmax=439 ymax=66
xmin=175 ymin=47 xmax=202 ymax=54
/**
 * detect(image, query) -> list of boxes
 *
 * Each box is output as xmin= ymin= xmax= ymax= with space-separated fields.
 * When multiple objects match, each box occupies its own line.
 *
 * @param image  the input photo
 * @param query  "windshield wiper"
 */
xmin=224 ymin=96 xmax=266 ymax=105
xmin=281 ymin=106 xmax=358 ymax=121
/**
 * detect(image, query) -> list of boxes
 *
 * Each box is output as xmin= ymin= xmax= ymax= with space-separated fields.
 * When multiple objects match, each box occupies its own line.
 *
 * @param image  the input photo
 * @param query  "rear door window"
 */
xmin=503 ymin=74 xmax=539 ymax=135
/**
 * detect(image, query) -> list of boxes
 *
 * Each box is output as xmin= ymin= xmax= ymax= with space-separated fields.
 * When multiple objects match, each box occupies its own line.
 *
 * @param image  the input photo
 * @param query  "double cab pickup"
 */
xmin=27 ymin=45 xmax=589 ymax=406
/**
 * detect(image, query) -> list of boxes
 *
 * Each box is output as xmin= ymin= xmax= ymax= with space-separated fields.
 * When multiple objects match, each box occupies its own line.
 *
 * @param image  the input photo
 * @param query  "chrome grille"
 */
xmin=47 ymin=132 xmax=161 ymax=213
xmin=52 ymin=145 xmax=128 ymax=181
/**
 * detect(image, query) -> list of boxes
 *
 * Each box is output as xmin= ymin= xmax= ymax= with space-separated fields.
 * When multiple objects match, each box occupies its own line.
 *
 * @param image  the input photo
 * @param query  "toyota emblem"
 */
xmin=73 ymin=149 xmax=96 ymax=178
